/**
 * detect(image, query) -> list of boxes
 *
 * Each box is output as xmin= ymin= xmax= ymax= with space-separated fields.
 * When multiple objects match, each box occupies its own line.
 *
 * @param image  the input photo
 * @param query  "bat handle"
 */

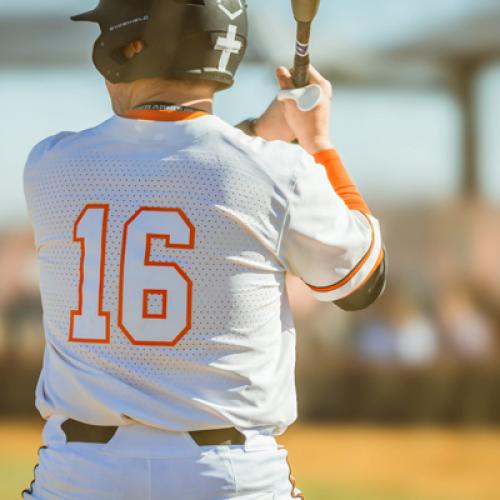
xmin=293 ymin=21 xmax=312 ymax=88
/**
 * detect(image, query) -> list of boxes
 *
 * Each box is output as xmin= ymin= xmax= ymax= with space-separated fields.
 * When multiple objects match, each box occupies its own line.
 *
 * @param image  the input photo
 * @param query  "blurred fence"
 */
xmin=297 ymin=360 xmax=500 ymax=424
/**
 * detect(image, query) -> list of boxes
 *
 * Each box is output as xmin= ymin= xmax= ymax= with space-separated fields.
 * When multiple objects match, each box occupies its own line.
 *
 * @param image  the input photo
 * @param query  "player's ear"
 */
xmin=123 ymin=40 xmax=145 ymax=60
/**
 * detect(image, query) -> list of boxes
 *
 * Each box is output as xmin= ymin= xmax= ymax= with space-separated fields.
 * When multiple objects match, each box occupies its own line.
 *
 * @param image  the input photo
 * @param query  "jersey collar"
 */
xmin=122 ymin=109 xmax=208 ymax=122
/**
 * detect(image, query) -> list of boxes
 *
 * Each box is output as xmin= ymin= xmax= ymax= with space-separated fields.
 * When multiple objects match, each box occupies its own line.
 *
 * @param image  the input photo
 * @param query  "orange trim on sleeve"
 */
xmin=308 ymin=213 xmax=376 ymax=293
xmin=310 ymin=248 xmax=385 ymax=295
xmin=314 ymin=149 xmax=371 ymax=215
xmin=350 ymin=247 xmax=385 ymax=295
xmin=122 ymin=109 xmax=207 ymax=122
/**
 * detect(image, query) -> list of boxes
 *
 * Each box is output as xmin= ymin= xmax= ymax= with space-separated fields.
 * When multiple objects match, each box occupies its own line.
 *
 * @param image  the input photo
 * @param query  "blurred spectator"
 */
xmin=353 ymin=292 xmax=440 ymax=366
xmin=354 ymin=318 xmax=397 ymax=363
xmin=390 ymin=296 xmax=440 ymax=366
xmin=0 ymin=229 xmax=38 ymax=306
xmin=0 ymin=229 xmax=43 ymax=360
xmin=438 ymin=286 xmax=495 ymax=362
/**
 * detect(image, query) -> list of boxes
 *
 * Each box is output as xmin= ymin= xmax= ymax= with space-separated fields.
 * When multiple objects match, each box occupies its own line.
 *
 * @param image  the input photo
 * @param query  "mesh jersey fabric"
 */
xmin=24 ymin=114 xmax=381 ymax=435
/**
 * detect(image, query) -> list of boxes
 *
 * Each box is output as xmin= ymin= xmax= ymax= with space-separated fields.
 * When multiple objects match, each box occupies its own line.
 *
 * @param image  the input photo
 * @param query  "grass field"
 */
xmin=1 ymin=420 xmax=499 ymax=500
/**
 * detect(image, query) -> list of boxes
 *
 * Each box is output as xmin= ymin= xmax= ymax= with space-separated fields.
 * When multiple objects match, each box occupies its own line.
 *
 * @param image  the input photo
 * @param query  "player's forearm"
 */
xmin=235 ymin=118 xmax=257 ymax=136
xmin=314 ymin=149 xmax=371 ymax=215
xmin=235 ymin=110 xmax=296 ymax=143
xmin=314 ymin=148 xmax=386 ymax=309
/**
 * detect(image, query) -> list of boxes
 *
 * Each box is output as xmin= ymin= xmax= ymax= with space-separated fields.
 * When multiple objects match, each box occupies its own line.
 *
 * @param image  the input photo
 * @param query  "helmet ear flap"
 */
xmin=92 ymin=36 xmax=126 ymax=83
xmin=110 ymin=46 xmax=130 ymax=65
xmin=92 ymin=35 xmax=153 ymax=83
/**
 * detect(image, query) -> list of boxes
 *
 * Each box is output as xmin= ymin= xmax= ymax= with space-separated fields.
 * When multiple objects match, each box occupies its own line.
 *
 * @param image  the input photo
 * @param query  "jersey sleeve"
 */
xmin=279 ymin=149 xmax=384 ymax=303
xmin=26 ymin=132 xmax=75 ymax=164
xmin=24 ymin=132 xmax=76 ymax=242
xmin=24 ymin=132 xmax=75 ymax=187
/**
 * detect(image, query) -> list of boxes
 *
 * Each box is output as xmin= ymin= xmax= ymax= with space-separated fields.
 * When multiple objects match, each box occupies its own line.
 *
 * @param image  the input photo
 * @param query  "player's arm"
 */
xmin=335 ymin=255 xmax=386 ymax=311
xmin=309 ymin=148 xmax=386 ymax=310
xmin=279 ymin=147 xmax=385 ymax=310
xmin=276 ymin=66 xmax=385 ymax=310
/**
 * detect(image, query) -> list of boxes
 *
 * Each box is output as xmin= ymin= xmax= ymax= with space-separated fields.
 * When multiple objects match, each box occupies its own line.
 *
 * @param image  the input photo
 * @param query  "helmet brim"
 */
xmin=71 ymin=10 xmax=100 ymax=22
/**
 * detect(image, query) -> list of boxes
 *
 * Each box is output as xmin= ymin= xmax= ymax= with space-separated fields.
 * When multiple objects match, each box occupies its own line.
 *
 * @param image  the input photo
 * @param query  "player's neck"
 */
xmin=107 ymin=78 xmax=215 ymax=116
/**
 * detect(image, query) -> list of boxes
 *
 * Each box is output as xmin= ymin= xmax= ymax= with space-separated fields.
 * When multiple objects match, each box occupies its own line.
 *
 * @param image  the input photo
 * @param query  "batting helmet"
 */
xmin=71 ymin=0 xmax=248 ymax=89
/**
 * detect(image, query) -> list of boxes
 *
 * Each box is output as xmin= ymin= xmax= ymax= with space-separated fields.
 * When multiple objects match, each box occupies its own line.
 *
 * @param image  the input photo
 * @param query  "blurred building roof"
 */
xmin=389 ymin=6 xmax=500 ymax=64
xmin=0 ymin=14 xmax=268 ymax=67
xmin=2 ymin=0 xmax=499 ymax=72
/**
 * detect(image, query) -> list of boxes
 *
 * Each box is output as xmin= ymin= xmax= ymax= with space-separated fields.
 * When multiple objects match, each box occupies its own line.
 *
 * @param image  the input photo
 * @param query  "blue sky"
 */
xmin=0 ymin=1 xmax=499 ymax=226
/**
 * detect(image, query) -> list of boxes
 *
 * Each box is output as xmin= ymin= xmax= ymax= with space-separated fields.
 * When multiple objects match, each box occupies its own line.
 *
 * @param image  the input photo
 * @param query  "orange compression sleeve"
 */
xmin=314 ymin=149 xmax=371 ymax=215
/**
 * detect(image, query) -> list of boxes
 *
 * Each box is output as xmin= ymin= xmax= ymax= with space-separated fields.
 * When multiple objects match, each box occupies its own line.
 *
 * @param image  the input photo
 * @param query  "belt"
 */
xmin=61 ymin=419 xmax=246 ymax=446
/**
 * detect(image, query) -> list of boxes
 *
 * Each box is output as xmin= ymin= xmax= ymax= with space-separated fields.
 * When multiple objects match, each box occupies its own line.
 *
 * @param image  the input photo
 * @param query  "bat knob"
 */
xmin=277 ymin=84 xmax=323 ymax=112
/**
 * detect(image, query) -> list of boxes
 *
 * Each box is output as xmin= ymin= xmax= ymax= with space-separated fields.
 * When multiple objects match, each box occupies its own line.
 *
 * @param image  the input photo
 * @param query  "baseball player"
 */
xmin=23 ymin=0 xmax=386 ymax=498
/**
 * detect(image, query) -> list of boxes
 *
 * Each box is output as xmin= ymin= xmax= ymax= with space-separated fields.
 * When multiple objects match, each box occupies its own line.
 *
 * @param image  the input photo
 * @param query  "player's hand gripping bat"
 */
xmin=278 ymin=0 xmax=322 ymax=112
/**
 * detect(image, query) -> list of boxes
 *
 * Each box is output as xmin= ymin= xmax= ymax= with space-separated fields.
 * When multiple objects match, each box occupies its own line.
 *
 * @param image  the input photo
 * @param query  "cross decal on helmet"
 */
xmin=215 ymin=25 xmax=243 ymax=72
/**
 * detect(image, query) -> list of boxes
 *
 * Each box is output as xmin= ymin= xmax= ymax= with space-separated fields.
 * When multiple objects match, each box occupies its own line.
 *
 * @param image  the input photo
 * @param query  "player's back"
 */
xmin=24 ymin=114 xmax=301 ymax=434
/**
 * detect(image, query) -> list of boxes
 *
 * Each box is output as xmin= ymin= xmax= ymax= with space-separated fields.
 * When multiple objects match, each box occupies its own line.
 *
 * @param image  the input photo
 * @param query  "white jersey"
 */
xmin=24 ymin=113 xmax=382 ymax=435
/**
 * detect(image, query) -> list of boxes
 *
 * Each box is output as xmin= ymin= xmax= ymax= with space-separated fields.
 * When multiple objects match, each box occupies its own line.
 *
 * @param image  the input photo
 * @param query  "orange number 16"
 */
xmin=69 ymin=204 xmax=195 ymax=347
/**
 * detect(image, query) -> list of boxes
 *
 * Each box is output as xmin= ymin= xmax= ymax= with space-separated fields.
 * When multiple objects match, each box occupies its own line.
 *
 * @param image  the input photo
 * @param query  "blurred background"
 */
xmin=1 ymin=0 xmax=500 ymax=499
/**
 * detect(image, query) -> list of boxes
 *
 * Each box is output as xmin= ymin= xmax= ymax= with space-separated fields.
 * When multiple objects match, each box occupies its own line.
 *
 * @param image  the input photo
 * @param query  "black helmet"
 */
xmin=71 ymin=0 xmax=248 ymax=89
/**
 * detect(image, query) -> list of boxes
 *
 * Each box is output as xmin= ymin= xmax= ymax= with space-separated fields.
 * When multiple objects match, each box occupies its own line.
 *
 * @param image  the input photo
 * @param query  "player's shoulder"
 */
xmin=212 ymin=117 xmax=305 ymax=164
xmin=26 ymin=122 xmax=103 ymax=164
xmin=26 ymin=131 xmax=75 ymax=165
xmin=208 ymin=116 xmax=310 ymax=187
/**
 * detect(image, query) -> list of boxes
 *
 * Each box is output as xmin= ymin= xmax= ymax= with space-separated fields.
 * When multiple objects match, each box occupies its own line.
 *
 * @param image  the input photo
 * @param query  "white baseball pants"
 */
xmin=23 ymin=417 xmax=304 ymax=500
